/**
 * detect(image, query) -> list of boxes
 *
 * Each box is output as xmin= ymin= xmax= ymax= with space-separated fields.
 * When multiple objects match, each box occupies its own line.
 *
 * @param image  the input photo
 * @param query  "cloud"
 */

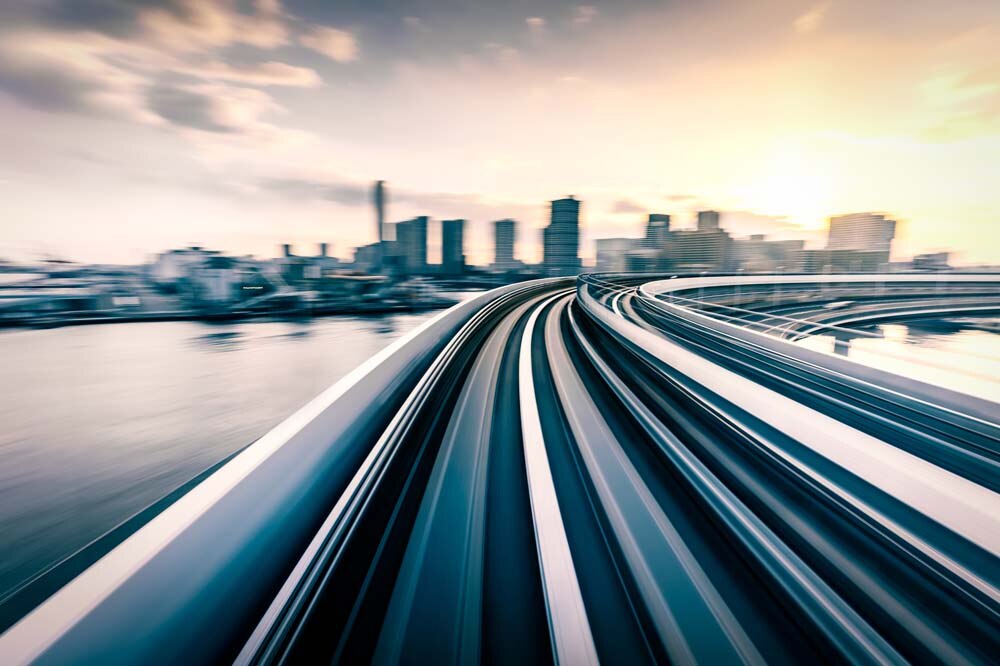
xmin=148 ymin=84 xmax=237 ymax=133
xmin=665 ymin=194 xmax=699 ymax=202
xmin=138 ymin=0 xmax=289 ymax=52
xmin=794 ymin=2 xmax=830 ymax=34
xmin=917 ymin=64 xmax=1000 ymax=141
xmin=0 ymin=30 xmax=154 ymax=122
xmin=260 ymin=176 xmax=535 ymax=226
xmin=34 ymin=0 xmax=290 ymax=51
xmin=403 ymin=16 xmax=427 ymax=32
xmin=176 ymin=61 xmax=322 ymax=87
xmin=260 ymin=177 xmax=367 ymax=204
xmin=147 ymin=83 xmax=291 ymax=139
xmin=0 ymin=2 xmax=318 ymax=142
xmin=484 ymin=43 xmax=519 ymax=65
xmin=572 ymin=6 xmax=599 ymax=26
xmin=526 ymin=16 xmax=546 ymax=35
xmin=611 ymin=199 xmax=645 ymax=214
xmin=299 ymin=26 xmax=359 ymax=62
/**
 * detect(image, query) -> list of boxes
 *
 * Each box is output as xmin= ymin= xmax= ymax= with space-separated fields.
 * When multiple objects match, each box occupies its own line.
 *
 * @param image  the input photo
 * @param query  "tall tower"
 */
xmin=644 ymin=214 xmax=671 ymax=249
xmin=374 ymin=181 xmax=386 ymax=244
xmin=542 ymin=196 xmax=581 ymax=276
xmin=441 ymin=219 xmax=466 ymax=275
xmin=493 ymin=219 xmax=516 ymax=269
xmin=395 ymin=216 xmax=428 ymax=274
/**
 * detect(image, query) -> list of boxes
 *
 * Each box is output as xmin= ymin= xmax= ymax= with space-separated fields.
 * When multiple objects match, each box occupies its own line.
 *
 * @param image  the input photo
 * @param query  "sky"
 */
xmin=0 ymin=0 xmax=998 ymax=266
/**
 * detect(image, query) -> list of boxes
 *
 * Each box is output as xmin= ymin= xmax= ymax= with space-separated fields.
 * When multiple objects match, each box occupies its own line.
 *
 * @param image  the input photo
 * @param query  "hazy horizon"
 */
xmin=1 ymin=0 xmax=998 ymax=266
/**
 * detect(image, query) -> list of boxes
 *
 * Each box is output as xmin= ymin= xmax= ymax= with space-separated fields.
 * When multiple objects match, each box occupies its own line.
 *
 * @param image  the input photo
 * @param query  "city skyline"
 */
xmin=0 ymin=0 xmax=998 ymax=266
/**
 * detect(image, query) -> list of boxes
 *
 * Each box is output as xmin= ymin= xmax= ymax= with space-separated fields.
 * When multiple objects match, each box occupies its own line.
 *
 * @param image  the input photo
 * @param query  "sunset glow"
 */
xmin=0 ymin=0 xmax=997 ymax=265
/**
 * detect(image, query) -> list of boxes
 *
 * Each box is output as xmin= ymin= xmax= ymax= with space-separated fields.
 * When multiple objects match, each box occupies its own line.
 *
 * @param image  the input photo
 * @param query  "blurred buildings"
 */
xmin=491 ymin=219 xmax=520 ymax=272
xmin=441 ymin=219 xmax=466 ymax=276
xmin=2 ymin=176 xmax=971 ymax=329
xmin=393 ymin=216 xmax=429 ymax=274
xmin=644 ymin=214 xmax=671 ymax=249
xmin=592 ymin=209 xmax=905 ymax=275
xmin=543 ymin=196 xmax=582 ymax=276
xmin=596 ymin=238 xmax=637 ymax=272
xmin=697 ymin=210 xmax=720 ymax=231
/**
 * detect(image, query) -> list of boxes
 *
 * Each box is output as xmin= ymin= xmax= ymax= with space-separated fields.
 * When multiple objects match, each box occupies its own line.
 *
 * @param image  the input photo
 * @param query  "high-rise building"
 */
xmin=492 ymin=219 xmax=517 ymax=270
xmin=644 ymin=214 xmax=671 ymax=249
xmin=441 ymin=219 xmax=465 ymax=275
xmin=732 ymin=236 xmax=804 ymax=272
xmin=543 ymin=196 xmax=581 ymax=276
xmin=666 ymin=229 xmax=732 ymax=272
xmin=394 ymin=216 xmax=428 ymax=274
xmin=697 ymin=210 xmax=720 ymax=231
xmin=826 ymin=213 xmax=896 ymax=264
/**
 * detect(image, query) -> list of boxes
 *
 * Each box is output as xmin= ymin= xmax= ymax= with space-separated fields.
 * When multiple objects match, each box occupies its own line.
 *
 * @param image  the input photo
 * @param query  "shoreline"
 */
xmin=0 ymin=299 xmax=459 ymax=331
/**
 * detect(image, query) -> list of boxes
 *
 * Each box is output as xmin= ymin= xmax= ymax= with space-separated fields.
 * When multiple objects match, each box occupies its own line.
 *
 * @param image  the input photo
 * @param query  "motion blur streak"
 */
xmin=0 ymin=274 xmax=998 ymax=665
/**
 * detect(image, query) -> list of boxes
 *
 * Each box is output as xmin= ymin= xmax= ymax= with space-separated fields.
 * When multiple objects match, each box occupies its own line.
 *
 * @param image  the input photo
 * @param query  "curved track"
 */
xmin=1 ymin=274 xmax=998 ymax=665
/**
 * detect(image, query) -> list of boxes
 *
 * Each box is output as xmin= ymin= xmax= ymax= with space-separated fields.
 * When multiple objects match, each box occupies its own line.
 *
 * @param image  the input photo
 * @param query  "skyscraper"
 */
xmin=543 ymin=196 xmax=581 ymax=276
xmin=395 ymin=216 xmax=428 ymax=274
xmin=493 ymin=219 xmax=517 ymax=270
xmin=697 ymin=210 xmax=720 ymax=231
xmin=826 ymin=213 xmax=896 ymax=255
xmin=441 ymin=219 xmax=465 ymax=275
xmin=644 ymin=214 xmax=671 ymax=249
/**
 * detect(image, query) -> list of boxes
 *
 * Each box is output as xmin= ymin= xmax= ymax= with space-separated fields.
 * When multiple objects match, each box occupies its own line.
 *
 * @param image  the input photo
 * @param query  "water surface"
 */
xmin=0 ymin=308 xmax=454 ymax=596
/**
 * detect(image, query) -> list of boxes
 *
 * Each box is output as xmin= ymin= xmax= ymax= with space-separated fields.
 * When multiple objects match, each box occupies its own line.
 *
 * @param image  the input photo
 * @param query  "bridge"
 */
xmin=1 ymin=274 xmax=998 ymax=664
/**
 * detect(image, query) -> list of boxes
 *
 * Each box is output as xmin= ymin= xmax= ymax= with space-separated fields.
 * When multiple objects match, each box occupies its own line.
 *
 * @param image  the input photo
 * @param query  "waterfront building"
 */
xmin=543 ymin=196 xmax=581 ymax=276
xmin=595 ymin=238 xmax=641 ymax=272
xmin=732 ymin=235 xmax=805 ymax=272
xmin=441 ymin=219 xmax=466 ymax=275
xmin=826 ymin=213 xmax=896 ymax=264
xmin=697 ymin=210 xmax=720 ymax=232
xmin=912 ymin=252 xmax=951 ymax=271
xmin=667 ymin=228 xmax=732 ymax=272
xmin=394 ymin=216 xmax=428 ymax=274
xmin=150 ymin=247 xmax=221 ymax=288
xmin=644 ymin=214 xmax=671 ymax=250
xmin=354 ymin=243 xmax=383 ymax=274
xmin=492 ymin=219 xmax=518 ymax=271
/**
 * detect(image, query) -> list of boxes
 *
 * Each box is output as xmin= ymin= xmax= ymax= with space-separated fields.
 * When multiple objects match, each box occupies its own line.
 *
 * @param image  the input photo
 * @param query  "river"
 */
xmin=0 ymin=304 xmax=469 ymax=598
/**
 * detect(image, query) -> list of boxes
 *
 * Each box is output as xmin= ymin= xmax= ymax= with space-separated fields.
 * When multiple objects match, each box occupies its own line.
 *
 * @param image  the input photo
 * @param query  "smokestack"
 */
xmin=281 ymin=243 xmax=293 ymax=258
xmin=318 ymin=242 xmax=329 ymax=257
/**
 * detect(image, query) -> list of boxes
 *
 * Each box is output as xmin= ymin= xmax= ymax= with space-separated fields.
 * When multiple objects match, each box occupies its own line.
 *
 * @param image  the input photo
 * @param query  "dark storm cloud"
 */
xmin=147 ymin=85 xmax=236 ymax=132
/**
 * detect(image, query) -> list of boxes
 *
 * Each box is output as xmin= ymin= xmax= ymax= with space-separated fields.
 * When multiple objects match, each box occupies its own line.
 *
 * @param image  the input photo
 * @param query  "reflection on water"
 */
xmin=0 ymin=307 xmax=453 ymax=597
xmin=794 ymin=319 xmax=1000 ymax=402
xmin=194 ymin=330 xmax=245 ymax=349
